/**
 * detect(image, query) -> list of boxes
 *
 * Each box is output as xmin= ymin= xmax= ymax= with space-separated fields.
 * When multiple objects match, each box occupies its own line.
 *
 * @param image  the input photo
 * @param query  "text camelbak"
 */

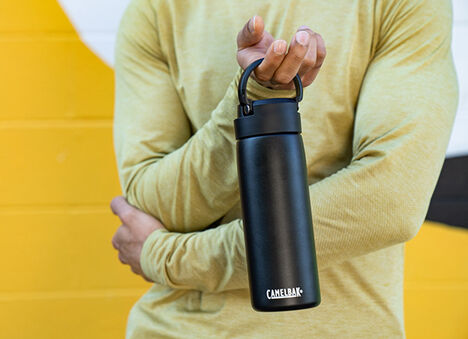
xmin=266 ymin=287 xmax=303 ymax=299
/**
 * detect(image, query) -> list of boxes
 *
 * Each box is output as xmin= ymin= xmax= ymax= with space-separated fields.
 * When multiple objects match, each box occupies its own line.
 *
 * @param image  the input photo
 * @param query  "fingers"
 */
xmin=110 ymin=196 xmax=137 ymax=225
xmin=264 ymin=27 xmax=325 ymax=89
xmin=111 ymin=224 xmax=129 ymax=250
xmin=296 ymin=28 xmax=326 ymax=86
xmin=271 ymin=30 xmax=311 ymax=86
xmin=254 ymin=40 xmax=287 ymax=83
xmin=235 ymin=16 xmax=326 ymax=90
xmin=130 ymin=265 xmax=143 ymax=275
xmin=301 ymin=33 xmax=326 ymax=86
xmin=315 ymin=33 xmax=326 ymax=69
xmin=237 ymin=15 xmax=264 ymax=50
xmin=296 ymin=27 xmax=317 ymax=83
xmin=118 ymin=251 xmax=128 ymax=264
xmin=110 ymin=196 xmax=127 ymax=215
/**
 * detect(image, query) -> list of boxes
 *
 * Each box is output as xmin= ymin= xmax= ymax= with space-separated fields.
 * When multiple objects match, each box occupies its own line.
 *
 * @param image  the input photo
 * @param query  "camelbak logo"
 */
xmin=266 ymin=287 xmax=304 ymax=299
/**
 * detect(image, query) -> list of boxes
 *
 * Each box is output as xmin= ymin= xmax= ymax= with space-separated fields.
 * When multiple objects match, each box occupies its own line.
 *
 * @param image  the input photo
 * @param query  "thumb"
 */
xmin=237 ymin=15 xmax=264 ymax=49
xmin=110 ymin=196 xmax=137 ymax=224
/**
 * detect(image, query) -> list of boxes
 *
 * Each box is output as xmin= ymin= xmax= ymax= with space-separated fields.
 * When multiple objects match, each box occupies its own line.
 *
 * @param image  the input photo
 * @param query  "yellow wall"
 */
xmin=0 ymin=1 xmax=466 ymax=338
xmin=405 ymin=222 xmax=468 ymax=339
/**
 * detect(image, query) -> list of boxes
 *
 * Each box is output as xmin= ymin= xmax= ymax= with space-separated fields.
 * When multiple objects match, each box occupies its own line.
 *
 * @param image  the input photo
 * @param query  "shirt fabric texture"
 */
xmin=113 ymin=0 xmax=458 ymax=338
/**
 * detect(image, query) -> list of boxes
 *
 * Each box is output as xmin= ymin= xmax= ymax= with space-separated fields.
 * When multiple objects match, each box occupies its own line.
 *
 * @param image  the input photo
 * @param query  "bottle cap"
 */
xmin=235 ymin=58 xmax=303 ymax=140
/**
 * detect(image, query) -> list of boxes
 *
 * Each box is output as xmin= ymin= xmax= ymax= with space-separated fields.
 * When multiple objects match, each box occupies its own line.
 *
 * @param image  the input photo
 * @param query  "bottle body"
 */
xmin=235 ymin=58 xmax=320 ymax=312
xmin=236 ymin=131 xmax=320 ymax=312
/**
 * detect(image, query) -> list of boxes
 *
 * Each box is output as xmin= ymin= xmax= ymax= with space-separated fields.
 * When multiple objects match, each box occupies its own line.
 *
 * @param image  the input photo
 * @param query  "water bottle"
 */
xmin=234 ymin=58 xmax=320 ymax=312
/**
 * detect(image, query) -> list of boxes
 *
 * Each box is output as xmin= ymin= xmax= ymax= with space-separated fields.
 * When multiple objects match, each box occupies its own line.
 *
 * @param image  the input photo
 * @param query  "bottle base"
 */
xmin=252 ymin=300 xmax=321 ymax=312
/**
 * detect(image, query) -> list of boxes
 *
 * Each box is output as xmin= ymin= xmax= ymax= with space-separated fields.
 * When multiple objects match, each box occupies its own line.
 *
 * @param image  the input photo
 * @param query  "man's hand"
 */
xmin=237 ymin=15 xmax=326 ymax=90
xmin=110 ymin=196 xmax=166 ymax=280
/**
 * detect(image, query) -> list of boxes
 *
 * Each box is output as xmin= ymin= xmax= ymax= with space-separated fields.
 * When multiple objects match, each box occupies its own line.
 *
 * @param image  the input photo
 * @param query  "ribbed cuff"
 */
xmin=140 ymin=228 xmax=172 ymax=284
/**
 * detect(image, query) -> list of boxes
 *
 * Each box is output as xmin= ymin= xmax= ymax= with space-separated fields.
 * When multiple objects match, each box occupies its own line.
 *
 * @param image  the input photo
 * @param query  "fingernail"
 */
xmin=248 ymin=15 xmax=257 ymax=33
xmin=295 ymin=31 xmax=310 ymax=46
xmin=273 ymin=40 xmax=287 ymax=55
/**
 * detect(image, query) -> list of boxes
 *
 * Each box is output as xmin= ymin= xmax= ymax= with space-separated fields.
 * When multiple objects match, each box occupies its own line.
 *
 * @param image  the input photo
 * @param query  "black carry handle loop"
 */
xmin=238 ymin=58 xmax=303 ymax=116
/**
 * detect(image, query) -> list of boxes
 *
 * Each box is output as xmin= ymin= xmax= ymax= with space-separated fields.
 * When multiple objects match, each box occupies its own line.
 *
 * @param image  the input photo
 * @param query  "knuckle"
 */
xmin=111 ymin=229 xmax=121 ymax=249
xmin=317 ymin=49 xmax=327 ymax=62
xmin=118 ymin=252 xmax=127 ymax=264
xmin=120 ymin=209 xmax=135 ymax=223
xmin=255 ymin=71 xmax=270 ymax=82
xmin=292 ymin=51 xmax=306 ymax=62
xmin=302 ymin=78 xmax=313 ymax=87
xmin=315 ymin=57 xmax=325 ymax=69
xmin=112 ymin=225 xmax=128 ymax=249
xmin=302 ymin=57 xmax=316 ymax=69
xmin=111 ymin=236 xmax=119 ymax=250
xmin=112 ymin=195 xmax=123 ymax=206
xmin=273 ymin=73 xmax=293 ymax=85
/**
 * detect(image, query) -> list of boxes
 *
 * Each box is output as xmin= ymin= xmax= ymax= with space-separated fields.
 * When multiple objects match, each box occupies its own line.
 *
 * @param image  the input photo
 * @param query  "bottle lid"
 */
xmin=234 ymin=58 xmax=303 ymax=140
xmin=234 ymin=98 xmax=302 ymax=139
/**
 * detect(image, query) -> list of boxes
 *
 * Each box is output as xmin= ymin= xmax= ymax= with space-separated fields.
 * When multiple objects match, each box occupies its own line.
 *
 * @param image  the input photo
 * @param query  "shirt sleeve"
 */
xmin=113 ymin=0 xmax=295 ymax=232
xmin=140 ymin=0 xmax=459 ymax=292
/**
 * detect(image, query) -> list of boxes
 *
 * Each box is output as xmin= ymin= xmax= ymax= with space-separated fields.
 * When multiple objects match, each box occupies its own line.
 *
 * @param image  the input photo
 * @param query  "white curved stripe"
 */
xmin=57 ymin=0 xmax=131 ymax=67
xmin=58 ymin=0 xmax=467 ymax=157
xmin=447 ymin=6 xmax=468 ymax=158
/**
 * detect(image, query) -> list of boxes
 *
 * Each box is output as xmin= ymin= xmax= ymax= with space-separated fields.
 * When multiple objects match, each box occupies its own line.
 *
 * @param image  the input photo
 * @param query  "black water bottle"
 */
xmin=234 ymin=58 xmax=320 ymax=312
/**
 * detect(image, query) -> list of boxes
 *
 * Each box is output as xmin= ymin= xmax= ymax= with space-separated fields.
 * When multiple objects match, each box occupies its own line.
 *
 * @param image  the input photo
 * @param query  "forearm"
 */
xmin=123 ymin=69 xmax=241 ymax=232
xmin=141 ymin=220 xmax=248 ymax=291
xmin=123 ymin=72 xmax=297 ymax=232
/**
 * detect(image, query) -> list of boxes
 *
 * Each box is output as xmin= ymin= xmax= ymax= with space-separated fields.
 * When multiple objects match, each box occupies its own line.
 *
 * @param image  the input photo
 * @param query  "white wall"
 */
xmin=448 ymin=0 xmax=468 ymax=157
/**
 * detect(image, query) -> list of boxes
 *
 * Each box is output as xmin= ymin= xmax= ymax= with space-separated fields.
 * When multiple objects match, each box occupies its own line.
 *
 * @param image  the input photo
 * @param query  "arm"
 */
xmin=114 ymin=0 xmax=241 ymax=232
xmin=140 ymin=0 xmax=458 ymax=291
xmin=114 ymin=2 xmax=300 ymax=232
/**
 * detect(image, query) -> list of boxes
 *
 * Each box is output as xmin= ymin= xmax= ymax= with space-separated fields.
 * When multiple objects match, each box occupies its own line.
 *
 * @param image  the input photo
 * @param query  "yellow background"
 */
xmin=0 ymin=1 xmax=467 ymax=338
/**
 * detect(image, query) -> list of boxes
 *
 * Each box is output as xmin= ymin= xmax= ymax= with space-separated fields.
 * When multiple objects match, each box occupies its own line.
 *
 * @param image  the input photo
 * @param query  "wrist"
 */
xmin=245 ymin=72 xmax=297 ymax=101
xmin=140 ymin=228 xmax=170 ymax=283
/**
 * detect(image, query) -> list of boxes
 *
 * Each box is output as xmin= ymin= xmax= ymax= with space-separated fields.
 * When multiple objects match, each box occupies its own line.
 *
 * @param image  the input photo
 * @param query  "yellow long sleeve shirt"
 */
xmin=113 ymin=0 xmax=458 ymax=338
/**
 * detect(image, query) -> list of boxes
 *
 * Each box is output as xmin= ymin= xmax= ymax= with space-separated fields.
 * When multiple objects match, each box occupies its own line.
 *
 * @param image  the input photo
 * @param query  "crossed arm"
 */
xmin=113 ymin=0 xmax=458 ymax=291
xmin=113 ymin=1 xmax=322 ymax=232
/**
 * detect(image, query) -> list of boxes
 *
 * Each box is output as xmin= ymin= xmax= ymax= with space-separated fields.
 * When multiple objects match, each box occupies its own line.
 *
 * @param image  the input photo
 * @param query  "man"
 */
xmin=111 ymin=0 xmax=458 ymax=337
